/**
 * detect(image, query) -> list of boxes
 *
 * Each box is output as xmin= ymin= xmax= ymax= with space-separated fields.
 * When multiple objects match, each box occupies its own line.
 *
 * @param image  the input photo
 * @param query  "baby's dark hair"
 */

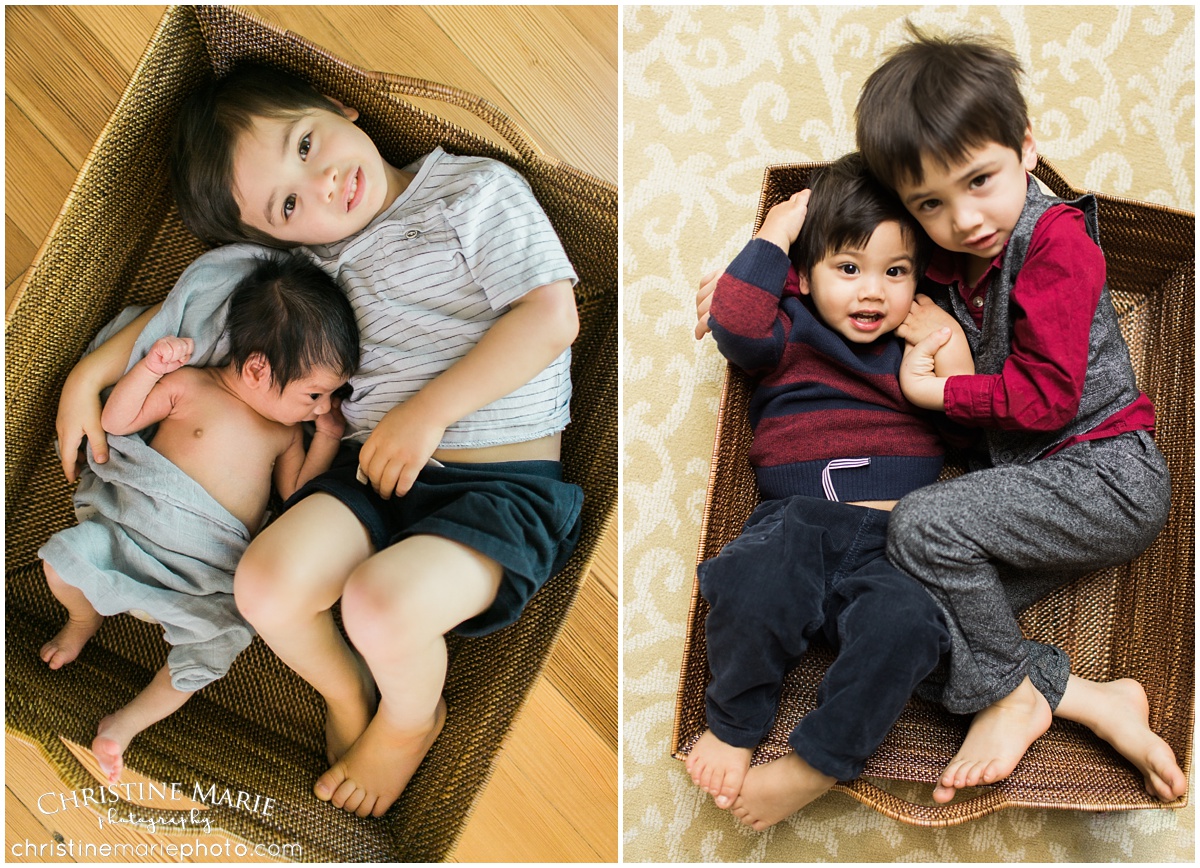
xmin=225 ymin=252 xmax=359 ymax=390
xmin=170 ymin=64 xmax=343 ymax=248
xmin=789 ymin=152 xmax=929 ymax=277
xmin=856 ymin=24 xmax=1028 ymax=191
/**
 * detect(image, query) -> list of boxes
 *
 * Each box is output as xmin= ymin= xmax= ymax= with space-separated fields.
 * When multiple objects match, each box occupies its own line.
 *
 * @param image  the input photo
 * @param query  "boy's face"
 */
xmin=802 ymin=220 xmax=917 ymax=344
xmin=231 ymin=104 xmax=400 ymax=246
xmin=894 ymin=127 xmax=1037 ymax=267
xmin=253 ymin=365 xmax=348 ymax=426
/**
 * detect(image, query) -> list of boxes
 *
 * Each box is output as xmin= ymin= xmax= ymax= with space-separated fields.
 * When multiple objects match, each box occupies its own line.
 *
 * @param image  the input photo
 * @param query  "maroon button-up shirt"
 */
xmin=925 ymin=201 xmax=1155 ymax=455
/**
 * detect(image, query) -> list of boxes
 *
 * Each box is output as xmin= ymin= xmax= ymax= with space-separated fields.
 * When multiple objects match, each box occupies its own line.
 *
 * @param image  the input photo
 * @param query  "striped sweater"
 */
xmin=709 ymin=238 xmax=944 ymax=502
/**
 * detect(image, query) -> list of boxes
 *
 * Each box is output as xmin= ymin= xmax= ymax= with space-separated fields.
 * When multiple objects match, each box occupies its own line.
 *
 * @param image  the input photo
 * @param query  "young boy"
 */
xmin=167 ymin=64 xmax=580 ymax=817
xmin=856 ymin=28 xmax=1186 ymax=804
xmin=688 ymin=153 xmax=966 ymax=831
xmin=39 ymin=253 xmax=358 ymax=784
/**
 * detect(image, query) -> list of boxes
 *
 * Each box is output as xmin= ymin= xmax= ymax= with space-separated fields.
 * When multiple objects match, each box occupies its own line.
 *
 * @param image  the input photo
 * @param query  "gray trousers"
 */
xmin=887 ymin=431 xmax=1170 ymax=715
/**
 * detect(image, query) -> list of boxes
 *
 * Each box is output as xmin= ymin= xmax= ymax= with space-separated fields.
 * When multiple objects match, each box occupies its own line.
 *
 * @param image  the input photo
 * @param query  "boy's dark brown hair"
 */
xmin=790 ymin=152 xmax=930 ymax=278
xmin=855 ymin=24 xmax=1028 ymax=191
xmin=170 ymin=64 xmax=344 ymax=248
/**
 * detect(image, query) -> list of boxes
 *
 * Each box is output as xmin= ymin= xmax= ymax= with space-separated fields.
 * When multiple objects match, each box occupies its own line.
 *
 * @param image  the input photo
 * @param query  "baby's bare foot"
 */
xmin=324 ymin=654 xmax=378 ymax=764
xmin=1062 ymin=678 xmax=1187 ymax=802
xmin=934 ymin=676 xmax=1051 ymax=803
xmin=685 ymin=730 xmax=752 ymax=808
xmin=92 ymin=715 xmax=129 ymax=785
xmin=314 ymin=697 xmax=446 ymax=817
xmin=40 ymin=613 xmax=104 ymax=669
xmin=730 ymin=753 xmax=836 ymax=831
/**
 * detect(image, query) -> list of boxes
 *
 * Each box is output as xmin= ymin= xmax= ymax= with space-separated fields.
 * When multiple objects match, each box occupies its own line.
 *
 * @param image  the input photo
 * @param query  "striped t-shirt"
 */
xmin=305 ymin=148 xmax=578 ymax=448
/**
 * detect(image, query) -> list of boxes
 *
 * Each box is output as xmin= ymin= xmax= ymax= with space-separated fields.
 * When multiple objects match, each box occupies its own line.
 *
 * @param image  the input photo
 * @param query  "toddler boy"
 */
xmin=39 ymin=252 xmax=358 ymax=784
xmin=690 ymin=153 xmax=967 ymax=830
xmin=856 ymin=27 xmax=1185 ymax=804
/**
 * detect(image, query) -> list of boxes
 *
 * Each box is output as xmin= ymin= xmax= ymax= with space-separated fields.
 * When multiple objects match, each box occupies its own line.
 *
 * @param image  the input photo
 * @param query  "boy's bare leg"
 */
xmin=1054 ymin=674 xmax=1186 ymax=801
xmin=92 ymin=664 xmax=192 ymax=784
xmin=933 ymin=675 xmax=1052 ymax=803
xmin=234 ymin=494 xmax=378 ymax=763
xmin=685 ymin=730 xmax=752 ymax=808
xmin=730 ymin=753 xmax=836 ymax=831
xmin=40 ymin=562 xmax=105 ymax=668
xmin=314 ymin=534 xmax=503 ymax=817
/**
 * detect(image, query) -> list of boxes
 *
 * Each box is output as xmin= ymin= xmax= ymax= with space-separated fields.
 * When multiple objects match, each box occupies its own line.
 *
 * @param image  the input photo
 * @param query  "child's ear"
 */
xmin=324 ymin=95 xmax=360 ymax=123
xmin=1020 ymin=124 xmax=1038 ymax=171
xmin=796 ymin=269 xmax=812 ymax=296
xmin=241 ymin=353 xmax=274 ymax=390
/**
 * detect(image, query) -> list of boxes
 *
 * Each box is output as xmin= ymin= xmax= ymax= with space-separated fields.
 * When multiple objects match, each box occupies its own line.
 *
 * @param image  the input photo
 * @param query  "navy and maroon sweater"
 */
xmin=709 ymin=238 xmax=944 ymax=502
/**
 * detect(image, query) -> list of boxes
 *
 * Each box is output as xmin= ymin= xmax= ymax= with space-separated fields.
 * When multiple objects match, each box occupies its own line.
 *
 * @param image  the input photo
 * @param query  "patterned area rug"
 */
xmin=621 ymin=5 xmax=1195 ymax=861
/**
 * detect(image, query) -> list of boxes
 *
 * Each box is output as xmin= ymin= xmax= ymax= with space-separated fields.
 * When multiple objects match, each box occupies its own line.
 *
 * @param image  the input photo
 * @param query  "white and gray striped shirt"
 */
xmin=305 ymin=148 xmax=578 ymax=448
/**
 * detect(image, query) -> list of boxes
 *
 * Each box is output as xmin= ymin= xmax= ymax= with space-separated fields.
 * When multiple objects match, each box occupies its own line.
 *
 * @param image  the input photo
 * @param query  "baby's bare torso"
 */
xmin=147 ymin=368 xmax=297 ymax=533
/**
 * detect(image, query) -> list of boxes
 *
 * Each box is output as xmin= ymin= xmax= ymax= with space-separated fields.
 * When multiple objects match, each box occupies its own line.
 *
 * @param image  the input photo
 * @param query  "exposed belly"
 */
xmin=431 ymin=431 xmax=561 ymax=464
xmin=847 ymin=499 xmax=898 ymax=511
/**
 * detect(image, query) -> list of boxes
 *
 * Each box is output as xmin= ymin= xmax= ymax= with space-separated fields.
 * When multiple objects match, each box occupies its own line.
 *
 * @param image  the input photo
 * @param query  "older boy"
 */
xmin=165 ymin=64 xmax=582 ymax=817
xmin=856 ymin=28 xmax=1185 ymax=803
xmin=40 ymin=252 xmax=357 ymax=785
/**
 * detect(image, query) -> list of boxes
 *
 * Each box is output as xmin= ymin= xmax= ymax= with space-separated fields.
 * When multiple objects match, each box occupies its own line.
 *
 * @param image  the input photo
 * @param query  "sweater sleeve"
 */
xmin=708 ymin=238 xmax=794 ymax=376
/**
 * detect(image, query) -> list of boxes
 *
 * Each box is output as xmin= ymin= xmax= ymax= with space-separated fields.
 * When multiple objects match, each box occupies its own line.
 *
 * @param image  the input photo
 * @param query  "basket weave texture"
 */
xmin=673 ymin=157 xmax=1194 ymax=826
xmin=5 ymin=6 xmax=616 ymax=861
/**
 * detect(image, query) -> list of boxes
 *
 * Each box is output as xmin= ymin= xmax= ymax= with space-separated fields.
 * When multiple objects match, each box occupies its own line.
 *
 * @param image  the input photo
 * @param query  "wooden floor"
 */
xmin=4 ymin=6 xmax=617 ymax=863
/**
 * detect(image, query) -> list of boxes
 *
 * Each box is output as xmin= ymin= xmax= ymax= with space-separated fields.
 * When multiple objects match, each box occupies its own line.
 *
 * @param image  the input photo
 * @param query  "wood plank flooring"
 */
xmin=4 ymin=6 xmax=617 ymax=862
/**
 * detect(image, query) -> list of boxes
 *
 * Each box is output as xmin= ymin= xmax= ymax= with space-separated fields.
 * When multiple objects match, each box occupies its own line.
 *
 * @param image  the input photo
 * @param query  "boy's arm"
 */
xmin=101 ymin=336 xmax=193 ymax=435
xmin=273 ymin=400 xmax=346 ymax=501
xmin=358 ymin=279 xmax=578 ymax=499
xmin=57 ymin=303 xmax=163 ymax=480
xmin=896 ymin=294 xmax=974 ymax=378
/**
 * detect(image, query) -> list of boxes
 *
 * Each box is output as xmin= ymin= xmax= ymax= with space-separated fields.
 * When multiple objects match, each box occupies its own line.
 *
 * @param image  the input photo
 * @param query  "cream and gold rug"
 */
xmin=621 ymin=5 xmax=1194 ymax=861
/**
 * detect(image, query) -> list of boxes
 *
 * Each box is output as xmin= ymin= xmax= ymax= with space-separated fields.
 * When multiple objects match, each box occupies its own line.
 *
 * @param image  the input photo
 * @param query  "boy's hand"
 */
xmin=357 ymin=401 xmax=446 ymax=499
xmin=144 ymin=336 xmax=194 ymax=376
xmin=695 ymin=269 xmax=720 ymax=340
xmin=900 ymin=327 xmax=952 ymax=410
xmin=56 ymin=378 xmax=107 ymax=482
xmin=754 ymin=189 xmax=811 ymax=253
xmin=896 ymin=295 xmax=958 ymax=346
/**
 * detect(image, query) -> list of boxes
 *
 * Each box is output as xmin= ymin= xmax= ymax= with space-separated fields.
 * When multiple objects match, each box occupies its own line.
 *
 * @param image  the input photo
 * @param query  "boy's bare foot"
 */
xmin=324 ymin=653 xmax=378 ymax=764
xmin=729 ymin=753 xmax=836 ymax=831
xmin=314 ymin=696 xmax=446 ymax=817
xmin=92 ymin=714 xmax=130 ymax=785
xmin=1055 ymin=676 xmax=1187 ymax=802
xmin=40 ymin=613 xmax=104 ymax=669
xmin=685 ymin=730 xmax=752 ymax=808
xmin=934 ymin=675 xmax=1051 ymax=803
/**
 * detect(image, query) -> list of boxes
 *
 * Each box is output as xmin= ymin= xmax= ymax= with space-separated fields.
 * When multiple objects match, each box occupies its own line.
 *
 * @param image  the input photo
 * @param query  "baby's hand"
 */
xmin=314 ymin=396 xmax=347 ymax=440
xmin=895 ymin=295 xmax=958 ymax=346
xmin=900 ymin=327 xmax=951 ymax=410
xmin=695 ymin=269 xmax=720 ymax=340
xmin=144 ymin=336 xmax=194 ymax=376
xmin=755 ymin=189 xmax=811 ymax=253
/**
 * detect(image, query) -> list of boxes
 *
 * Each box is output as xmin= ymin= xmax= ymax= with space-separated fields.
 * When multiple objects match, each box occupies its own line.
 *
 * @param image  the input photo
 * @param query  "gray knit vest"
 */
xmin=943 ymin=179 xmax=1142 ymax=467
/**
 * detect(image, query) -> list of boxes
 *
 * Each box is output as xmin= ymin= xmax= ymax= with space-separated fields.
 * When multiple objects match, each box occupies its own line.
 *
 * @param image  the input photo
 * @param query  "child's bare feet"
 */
xmin=314 ymin=696 xmax=446 ymax=817
xmin=92 ymin=714 xmax=132 ymax=785
xmin=934 ymin=675 xmax=1051 ymax=803
xmin=324 ymin=653 xmax=378 ymax=764
xmin=40 ymin=612 xmax=104 ymax=669
xmin=1055 ymin=676 xmax=1187 ymax=802
xmin=685 ymin=730 xmax=752 ymax=808
xmin=729 ymin=753 xmax=836 ymax=831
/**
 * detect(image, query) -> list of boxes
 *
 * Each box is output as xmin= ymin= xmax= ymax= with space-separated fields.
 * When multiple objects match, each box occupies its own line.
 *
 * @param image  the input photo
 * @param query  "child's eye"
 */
xmin=918 ymin=199 xmax=940 ymax=213
xmin=298 ymin=133 xmax=312 ymax=160
xmin=969 ymin=174 xmax=989 ymax=190
xmin=887 ymin=265 xmax=910 ymax=277
xmin=308 ymin=393 xmax=321 ymax=401
xmin=283 ymin=194 xmax=297 ymax=219
xmin=837 ymin=263 xmax=859 ymax=275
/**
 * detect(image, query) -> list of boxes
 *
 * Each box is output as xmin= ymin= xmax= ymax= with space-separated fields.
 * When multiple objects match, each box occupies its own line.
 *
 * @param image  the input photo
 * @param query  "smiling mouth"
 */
xmin=344 ymin=168 xmax=363 ymax=211
xmin=851 ymin=312 xmax=884 ymax=323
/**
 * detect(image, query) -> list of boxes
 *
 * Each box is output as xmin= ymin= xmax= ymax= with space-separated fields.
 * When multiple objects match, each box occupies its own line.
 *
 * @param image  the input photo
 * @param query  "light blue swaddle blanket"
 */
xmin=38 ymin=244 xmax=281 ymax=692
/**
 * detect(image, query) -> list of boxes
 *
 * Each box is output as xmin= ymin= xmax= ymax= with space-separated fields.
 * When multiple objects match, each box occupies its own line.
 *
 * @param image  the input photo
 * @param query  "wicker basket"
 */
xmin=5 ymin=5 xmax=615 ymax=861
xmin=673 ymin=157 xmax=1194 ymax=826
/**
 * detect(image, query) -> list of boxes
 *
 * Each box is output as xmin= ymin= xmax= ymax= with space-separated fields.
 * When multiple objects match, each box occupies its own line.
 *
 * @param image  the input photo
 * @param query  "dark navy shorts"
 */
xmin=285 ymin=442 xmax=584 ymax=637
